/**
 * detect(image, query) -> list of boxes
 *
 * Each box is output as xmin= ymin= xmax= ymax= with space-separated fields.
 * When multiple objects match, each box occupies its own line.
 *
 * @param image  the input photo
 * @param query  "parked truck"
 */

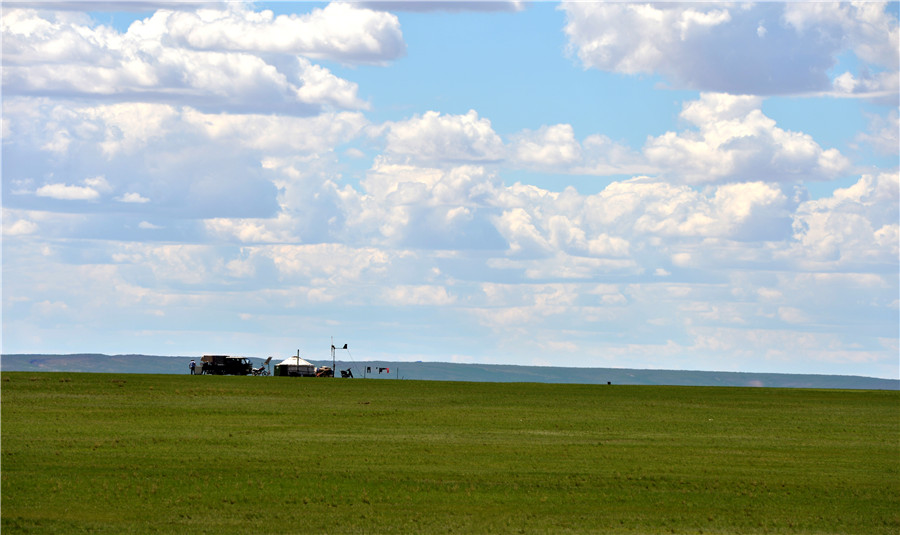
xmin=200 ymin=355 xmax=253 ymax=375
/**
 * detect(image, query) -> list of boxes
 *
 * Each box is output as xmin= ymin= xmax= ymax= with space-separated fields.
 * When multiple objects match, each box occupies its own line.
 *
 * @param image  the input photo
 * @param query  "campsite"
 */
xmin=2 ymin=372 xmax=897 ymax=534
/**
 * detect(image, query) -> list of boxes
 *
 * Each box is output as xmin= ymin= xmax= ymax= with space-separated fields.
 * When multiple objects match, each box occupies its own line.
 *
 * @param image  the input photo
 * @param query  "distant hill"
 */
xmin=2 ymin=354 xmax=196 ymax=375
xmin=2 ymin=353 xmax=897 ymax=390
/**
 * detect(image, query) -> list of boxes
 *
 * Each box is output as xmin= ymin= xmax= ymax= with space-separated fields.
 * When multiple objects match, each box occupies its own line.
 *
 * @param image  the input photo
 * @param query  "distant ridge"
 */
xmin=2 ymin=354 xmax=194 ymax=375
xmin=2 ymin=354 xmax=897 ymax=390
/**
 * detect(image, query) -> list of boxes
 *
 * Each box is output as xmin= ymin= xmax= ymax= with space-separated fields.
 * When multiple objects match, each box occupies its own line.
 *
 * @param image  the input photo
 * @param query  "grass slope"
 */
xmin=2 ymin=373 xmax=898 ymax=534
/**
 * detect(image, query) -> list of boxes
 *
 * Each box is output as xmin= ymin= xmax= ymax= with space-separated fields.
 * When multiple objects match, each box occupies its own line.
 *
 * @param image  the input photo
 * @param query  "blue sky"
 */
xmin=2 ymin=1 xmax=898 ymax=378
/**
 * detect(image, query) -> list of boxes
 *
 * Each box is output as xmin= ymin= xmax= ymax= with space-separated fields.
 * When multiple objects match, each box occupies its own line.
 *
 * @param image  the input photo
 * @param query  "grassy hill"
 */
xmin=2 ymin=353 xmax=897 ymax=389
xmin=332 ymin=359 xmax=899 ymax=389
xmin=2 ymin=372 xmax=898 ymax=534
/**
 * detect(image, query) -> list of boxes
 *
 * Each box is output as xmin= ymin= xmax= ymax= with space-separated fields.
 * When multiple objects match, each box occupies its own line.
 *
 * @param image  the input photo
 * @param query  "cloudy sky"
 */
xmin=2 ymin=1 xmax=898 ymax=378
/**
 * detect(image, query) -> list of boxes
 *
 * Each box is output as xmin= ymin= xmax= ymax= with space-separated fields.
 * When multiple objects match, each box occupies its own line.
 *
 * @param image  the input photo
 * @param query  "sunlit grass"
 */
xmin=2 ymin=373 xmax=898 ymax=534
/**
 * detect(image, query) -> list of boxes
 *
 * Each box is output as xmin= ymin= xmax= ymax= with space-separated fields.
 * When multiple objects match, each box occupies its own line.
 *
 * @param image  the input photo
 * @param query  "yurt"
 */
xmin=274 ymin=355 xmax=317 ymax=377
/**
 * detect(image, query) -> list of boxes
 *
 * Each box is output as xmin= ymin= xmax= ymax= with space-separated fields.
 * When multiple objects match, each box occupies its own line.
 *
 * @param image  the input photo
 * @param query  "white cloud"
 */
xmin=119 ymin=192 xmax=150 ymax=203
xmin=583 ymin=178 xmax=792 ymax=241
xmin=687 ymin=325 xmax=892 ymax=370
xmin=1 ymin=210 xmax=88 ymax=242
xmin=381 ymin=285 xmax=456 ymax=306
xmin=5 ymin=160 xmax=896 ymax=375
xmin=578 ymin=134 xmax=654 ymax=176
xmin=828 ymin=70 xmax=899 ymax=101
xmin=265 ymin=243 xmax=393 ymax=285
xmin=2 ymin=99 xmax=178 ymax=158
xmin=777 ymin=306 xmax=810 ymax=324
xmin=205 ymin=215 xmax=294 ymax=244
xmin=293 ymin=57 xmax=368 ymax=110
xmin=855 ymin=109 xmax=900 ymax=156
xmin=644 ymin=93 xmax=850 ymax=184
xmin=782 ymin=3 xmax=899 ymax=69
xmin=3 ymin=219 xmax=39 ymax=236
xmin=347 ymin=161 xmax=504 ymax=248
xmin=756 ymin=287 xmax=783 ymax=303
xmin=509 ymin=124 xmax=582 ymax=168
xmin=32 ymin=299 xmax=70 ymax=318
xmin=36 ymin=182 xmax=101 ymax=200
xmin=182 ymin=108 xmax=368 ymax=155
xmin=2 ymin=97 xmax=371 ymax=221
xmin=520 ymin=254 xmax=638 ymax=280
xmin=359 ymin=2 xmax=524 ymax=14
xmin=562 ymin=3 xmax=899 ymax=97
xmin=84 ymin=175 xmax=112 ymax=192
xmin=2 ymin=4 xmax=896 ymax=378
xmin=83 ymin=102 xmax=180 ymax=157
xmin=473 ymin=282 xmax=586 ymax=329
xmin=383 ymin=110 xmax=505 ymax=163
xmin=5 ymin=95 xmax=368 ymax=166
xmin=790 ymin=171 xmax=899 ymax=268
xmin=448 ymin=93 xmax=853 ymax=184
xmin=163 ymin=2 xmax=405 ymax=64
xmin=1 ymin=6 xmax=384 ymax=113
xmin=711 ymin=182 xmax=791 ymax=240
xmin=494 ymin=208 xmax=551 ymax=257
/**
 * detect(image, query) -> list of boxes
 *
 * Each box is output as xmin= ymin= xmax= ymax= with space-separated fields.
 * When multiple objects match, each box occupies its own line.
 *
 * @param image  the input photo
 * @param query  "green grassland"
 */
xmin=2 ymin=373 xmax=898 ymax=534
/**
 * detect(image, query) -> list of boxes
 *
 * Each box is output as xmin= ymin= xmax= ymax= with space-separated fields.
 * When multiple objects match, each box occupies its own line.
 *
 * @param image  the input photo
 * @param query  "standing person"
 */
xmin=189 ymin=360 xmax=196 ymax=375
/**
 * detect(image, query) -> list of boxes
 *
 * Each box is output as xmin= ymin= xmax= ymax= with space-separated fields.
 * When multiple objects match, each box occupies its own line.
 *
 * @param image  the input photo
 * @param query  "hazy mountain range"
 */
xmin=2 ymin=354 xmax=897 ymax=390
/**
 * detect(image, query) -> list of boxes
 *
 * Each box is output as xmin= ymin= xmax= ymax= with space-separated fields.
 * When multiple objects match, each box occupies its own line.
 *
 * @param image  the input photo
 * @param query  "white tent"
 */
xmin=274 ymin=355 xmax=317 ymax=377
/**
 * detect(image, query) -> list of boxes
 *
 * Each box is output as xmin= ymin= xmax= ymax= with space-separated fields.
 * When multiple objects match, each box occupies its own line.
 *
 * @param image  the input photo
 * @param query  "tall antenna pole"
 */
xmin=330 ymin=338 xmax=349 ymax=378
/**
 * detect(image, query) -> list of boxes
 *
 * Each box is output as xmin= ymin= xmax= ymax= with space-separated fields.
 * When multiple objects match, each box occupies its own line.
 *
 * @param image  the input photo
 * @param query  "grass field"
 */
xmin=2 ymin=373 xmax=898 ymax=534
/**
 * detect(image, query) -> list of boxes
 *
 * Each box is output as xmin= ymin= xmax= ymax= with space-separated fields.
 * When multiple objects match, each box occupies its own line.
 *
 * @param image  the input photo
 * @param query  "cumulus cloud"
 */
xmin=2 ymin=3 xmax=896 ymax=377
xmin=474 ymin=282 xmax=587 ymax=329
xmin=3 ymin=218 xmax=39 ymax=236
xmin=829 ymin=70 xmax=899 ymax=102
xmin=203 ymin=153 xmax=803 ymax=274
xmin=2 ymin=97 xmax=371 ymax=220
xmin=562 ymin=2 xmax=899 ymax=97
xmin=382 ymin=284 xmax=456 ymax=306
xmin=8 ymin=98 xmax=367 ymax=160
xmin=687 ymin=325 xmax=893 ymax=370
xmin=1 ymin=4 xmax=391 ymax=113
xmin=583 ymin=179 xmax=792 ymax=242
xmin=263 ymin=243 xmax=396 ymax=292
xmin=495 ymin=94 xmax=850 ymax=184
xmin=162 ymin=2 xmax=405 ymax=64
xmin=205 ymin=213 xmax=296 ymax=244
xmin=350 ymin=161 xmax=505 ymax=248
xmin=791 ymin=171 xmax=899 ymax=268
xmin=182 ymin=108 xmax=369 ymax=155
xmin=382 ymin=110 xmax=505 ymax=163
xmin=36 ymin=182 xmax=101 ymax=201
xmin=359 ymin=1 xmax=523 ymax=13
xmin=782 ymin=3 xmax=899 ymax=69
xmin=118 ymin=192 xmax=150 ymax=203
xmin=578 ymin=134 xmax=654 ymax=176
xmin=644 ymin=93 xmax=850 ymax=184
xmin=855 ymin=109 xmax=900 ymax=156
xmin=509 ymin=124 xmax=582 ymax=168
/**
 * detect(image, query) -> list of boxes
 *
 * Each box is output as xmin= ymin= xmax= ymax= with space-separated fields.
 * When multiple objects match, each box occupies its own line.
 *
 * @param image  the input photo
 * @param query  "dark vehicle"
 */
xmin=200 ymin=355 xmax=253 ymax=375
